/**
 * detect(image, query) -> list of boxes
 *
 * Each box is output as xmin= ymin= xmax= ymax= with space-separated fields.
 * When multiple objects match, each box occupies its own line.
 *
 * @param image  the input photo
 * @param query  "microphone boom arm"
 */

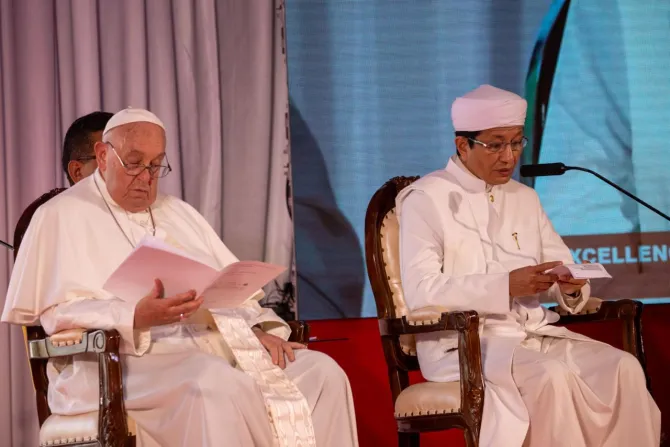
xmin=567 ymin=166 xmax=670 ymax=222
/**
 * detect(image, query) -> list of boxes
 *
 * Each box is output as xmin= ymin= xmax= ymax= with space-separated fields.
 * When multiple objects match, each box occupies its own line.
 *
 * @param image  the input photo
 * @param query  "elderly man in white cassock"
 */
xmin=2 ymin=108 xmax=358 ymax=447
xmin=397 ymin=85 xmax=660 ymax=447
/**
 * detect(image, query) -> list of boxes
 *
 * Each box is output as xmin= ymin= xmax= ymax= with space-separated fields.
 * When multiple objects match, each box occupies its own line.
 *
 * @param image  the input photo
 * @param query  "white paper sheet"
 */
xmin=547 ymin=263 xmax=612 ymax=279
xmin=103 ymin=236 xmax=286 ymax=309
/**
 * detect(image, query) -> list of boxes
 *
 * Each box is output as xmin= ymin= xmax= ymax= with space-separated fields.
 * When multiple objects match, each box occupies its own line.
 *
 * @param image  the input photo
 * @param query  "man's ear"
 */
xmin=94 ymin=141 xmax=108 ymax=172
xmin=454 ymin=136 xmax=470 ymax=161
xmin=67 ymin=160 xmax=81 ymax=185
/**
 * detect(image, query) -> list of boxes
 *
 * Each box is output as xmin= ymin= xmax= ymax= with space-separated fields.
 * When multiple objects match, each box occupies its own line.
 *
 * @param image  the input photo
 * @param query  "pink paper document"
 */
xmin=103 ymin=236 xmax=286 ymax=309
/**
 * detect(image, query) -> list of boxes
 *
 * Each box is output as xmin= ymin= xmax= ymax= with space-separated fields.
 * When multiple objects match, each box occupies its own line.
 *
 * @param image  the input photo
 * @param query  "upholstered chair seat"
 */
xmin=39 ymin=414 xmax=136 ymax=447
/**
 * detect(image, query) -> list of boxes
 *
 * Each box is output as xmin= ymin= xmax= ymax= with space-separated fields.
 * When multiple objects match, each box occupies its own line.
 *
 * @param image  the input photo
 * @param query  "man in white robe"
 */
xmin=397 ymin=85 xmax=660 ymax=446
xmin=2 ymin=108 xmax=358 ymax=447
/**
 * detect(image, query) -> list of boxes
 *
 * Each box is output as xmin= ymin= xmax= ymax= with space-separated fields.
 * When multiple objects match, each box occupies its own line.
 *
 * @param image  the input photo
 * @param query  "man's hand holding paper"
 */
xmin=508 ymin=261 xmax=563 ymax=299
xmin=556 ymin=272 xmax=588 ymax=296
xmin=548 ymin=262 xmax=611 ymax=295
xmin=133 ymin=279 xmax=202 ymax=329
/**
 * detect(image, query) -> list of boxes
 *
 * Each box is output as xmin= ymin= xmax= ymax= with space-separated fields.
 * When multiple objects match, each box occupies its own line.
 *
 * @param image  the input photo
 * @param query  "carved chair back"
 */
xmin=13 ymin=187 xmax=67 ymax=425
xmin=364 ymin=176 xmax=422 ymax=396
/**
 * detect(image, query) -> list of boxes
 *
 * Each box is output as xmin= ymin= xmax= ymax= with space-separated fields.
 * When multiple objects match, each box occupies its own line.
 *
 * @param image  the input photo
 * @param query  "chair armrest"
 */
xmin=378 ymin=307 xmax=479 ymax=336
xmin=287 ymin=320 xmax=310 ymax=344
xmin=26 ymin=327 xmax=130 ymax=444
xmin=551 ymin=298 xmax=639 ymax=325
xmin=380 ymin=308 xmax=484 ymax=438
xmin=28 ymin=328 xmax=121 ymax=359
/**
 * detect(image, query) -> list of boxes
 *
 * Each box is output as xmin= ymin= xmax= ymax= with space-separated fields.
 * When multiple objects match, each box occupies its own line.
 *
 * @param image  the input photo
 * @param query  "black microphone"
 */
xmin=520 ymin=163 xmax=670 ymax=222
xmin=520 ymin=162 xmax=568 ymax=177
xmin=1 ymin=239 xmax=13 ymax=250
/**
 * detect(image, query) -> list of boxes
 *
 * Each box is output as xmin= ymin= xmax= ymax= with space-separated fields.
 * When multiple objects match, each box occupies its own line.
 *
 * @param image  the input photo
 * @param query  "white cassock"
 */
xmin=2 ymin=170 xmax=358 ymax=447
xmin=397 ymin=155 xmax=660 ymax=447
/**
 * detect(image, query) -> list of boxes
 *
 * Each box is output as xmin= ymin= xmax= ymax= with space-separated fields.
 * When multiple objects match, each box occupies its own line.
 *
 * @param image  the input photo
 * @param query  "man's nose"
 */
xmin=499 ymin=145 xmax=514 ymax=162
xmin=136 ymin=167 xmax=153 ymax=183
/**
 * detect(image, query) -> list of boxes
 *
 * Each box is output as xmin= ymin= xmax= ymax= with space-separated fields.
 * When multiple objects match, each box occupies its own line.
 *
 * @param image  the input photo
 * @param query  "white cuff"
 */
xmin=117 ymin=301 xmax=151 ymax=356
xmin=555 ymin=285 xmax=589 ymax=315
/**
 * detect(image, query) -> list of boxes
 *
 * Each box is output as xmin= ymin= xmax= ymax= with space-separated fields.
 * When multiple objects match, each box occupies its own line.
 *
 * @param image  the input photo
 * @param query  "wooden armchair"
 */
xmin=364 ymin=176 xmax=651 ymax=447
xmin=13 ymin=188 xmax=310 ymax=447
xmin=365 ymin=177 xmax=484 ymax=447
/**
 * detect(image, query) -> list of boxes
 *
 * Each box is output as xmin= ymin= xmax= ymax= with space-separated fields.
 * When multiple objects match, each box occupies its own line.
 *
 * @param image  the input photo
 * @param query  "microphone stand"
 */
xmin=566 ymin=166 xmax=670 ymax=222
xmin=1 ymin=239 xmax=13 ymax=250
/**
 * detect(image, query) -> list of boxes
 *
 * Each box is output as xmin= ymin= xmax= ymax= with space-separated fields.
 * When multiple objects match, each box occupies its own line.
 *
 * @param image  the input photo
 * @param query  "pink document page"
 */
xmin=103 ymin=236 xmax=286 ymax=309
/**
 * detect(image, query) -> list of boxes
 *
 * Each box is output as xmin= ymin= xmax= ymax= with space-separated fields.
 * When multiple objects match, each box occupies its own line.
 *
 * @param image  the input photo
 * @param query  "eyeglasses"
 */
xmin=468 ymin=136 xmax=528 ymax=154
xmin=107 ymin=143 xmax=172 ymax=178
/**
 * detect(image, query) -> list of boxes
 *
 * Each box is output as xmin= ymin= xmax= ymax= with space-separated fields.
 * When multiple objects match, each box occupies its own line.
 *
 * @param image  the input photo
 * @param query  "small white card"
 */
xmin=547 ymin=263 xmax=612 ymax=279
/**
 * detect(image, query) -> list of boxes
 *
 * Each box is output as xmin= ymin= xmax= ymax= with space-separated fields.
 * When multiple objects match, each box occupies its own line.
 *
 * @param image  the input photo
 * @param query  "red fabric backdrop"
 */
xmin=308 ymin=304 xmax=670 ymax=447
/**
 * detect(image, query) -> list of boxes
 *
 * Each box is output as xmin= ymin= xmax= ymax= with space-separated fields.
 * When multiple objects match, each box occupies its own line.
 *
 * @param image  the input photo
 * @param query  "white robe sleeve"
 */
xmin=185 ymin=203 xmax=291 ymax=341
xmin=3 ymin=200 xmax=151 ymax=354
xmin=238 ymin=296 xmax=291 ymax=341
xmin=537 ymin=201 xmax=590 ymax=314
xmin=399 ymin=191 xmax=510 ymax=315
xmin=40 ymin=297 xmax=151 ymax=356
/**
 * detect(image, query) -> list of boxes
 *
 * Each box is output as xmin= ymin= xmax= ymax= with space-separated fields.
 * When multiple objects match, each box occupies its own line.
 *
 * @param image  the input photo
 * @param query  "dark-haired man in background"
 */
xmin=62 ymin=111 xmax=113 ymax=185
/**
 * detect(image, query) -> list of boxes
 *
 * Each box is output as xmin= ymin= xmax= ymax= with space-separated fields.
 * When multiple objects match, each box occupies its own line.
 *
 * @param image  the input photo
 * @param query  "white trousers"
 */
xmin=512 ymin=338 xmax=660 ymax=447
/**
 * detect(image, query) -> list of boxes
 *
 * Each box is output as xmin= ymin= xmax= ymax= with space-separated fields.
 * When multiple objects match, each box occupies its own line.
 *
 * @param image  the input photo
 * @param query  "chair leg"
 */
xmin=464 ymin=428 xmax=478 ymax=447
xmin=398 ymin=431 xmax=419 ymax=447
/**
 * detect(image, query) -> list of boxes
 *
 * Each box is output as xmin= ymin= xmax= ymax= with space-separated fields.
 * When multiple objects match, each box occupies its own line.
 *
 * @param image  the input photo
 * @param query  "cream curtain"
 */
xmin=0 ymin=0 xmax=294 ymax=444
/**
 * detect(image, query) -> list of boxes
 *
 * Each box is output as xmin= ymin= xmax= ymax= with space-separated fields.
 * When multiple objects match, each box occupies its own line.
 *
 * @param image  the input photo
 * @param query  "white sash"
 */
xmin=214 ymin=311 xmax=317 ymax=447
xmin=149 ymin=228 xmax=315 ymax=445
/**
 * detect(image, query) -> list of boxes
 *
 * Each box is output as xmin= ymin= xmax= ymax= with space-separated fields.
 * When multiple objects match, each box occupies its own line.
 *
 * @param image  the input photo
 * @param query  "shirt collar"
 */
xmin=446 ymin=155 xmax=494 ymax=193
xmin=93 ymin=168 xmax=122 ymax=209
xmin=93 ymin=168 xmax=155 ymax=214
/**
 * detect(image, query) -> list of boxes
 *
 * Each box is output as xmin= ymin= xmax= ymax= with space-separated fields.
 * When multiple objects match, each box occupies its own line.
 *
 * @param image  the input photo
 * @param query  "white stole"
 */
xmin=213 ymin=313 xmax=316 ymax=447
xmin=163 ymin=234 xmax=317 ymax=446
